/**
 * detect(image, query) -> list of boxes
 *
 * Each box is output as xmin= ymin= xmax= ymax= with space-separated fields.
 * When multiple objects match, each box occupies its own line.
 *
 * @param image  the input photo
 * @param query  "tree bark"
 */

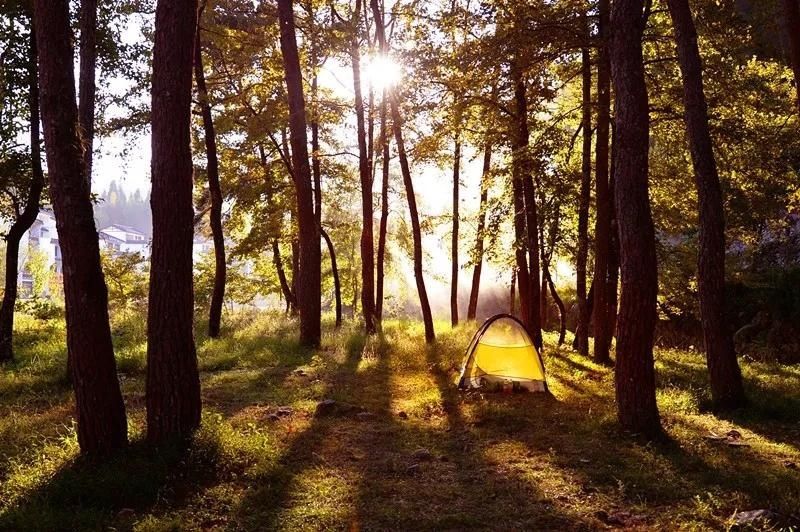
xmin=147 ymin=0 xmax=201 ymax=443
xmin=783 ymin=0 xmax=800 ymax=116
xmin=467 ymin=141 xmax=491 ymax=320
xmin=610 ymin=0 xmax=661 ymax=436
xmin=272 ymin=239 xmax=296 ymax=311
xmin=667 ymin=0 xmax=746 ymax=408
xmin=509 ymin=267 xmax=517 ymax=315
xmin=320 ymin=226 xmax=342 ymax=328
xmin=351 ymin=0 xmax=376 ymax=334
xmin=32 ymin=0 xmax=128 ymax=454
xmin=194 ymin=8 xmax=226 ymax=339
xmin=451 ymin=131 xmax=461 ymax=327
xmin=278 ymin=0 xmax=321 ymax=346
xmin=593 ymin=0 xmax=613 ymax=364
xmin=575 ymin=18 xmax=592 ymax=357
xmin=375 ymin=89 xmax=390 ymax=324
xmin=0 ymin=20 xmax=45 ymax=363
xmin=78 ymin=0 xmax=97 ymax=185
xmin=371 ymin=0 xmax=434 ymax=343
xmin=512 ymin=66 xmax=543 ymax=349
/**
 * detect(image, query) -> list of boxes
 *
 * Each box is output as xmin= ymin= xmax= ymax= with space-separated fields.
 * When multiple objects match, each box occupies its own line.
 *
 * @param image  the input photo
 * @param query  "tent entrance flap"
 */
xmin=458 ymin=314 xmax=547 ymax=392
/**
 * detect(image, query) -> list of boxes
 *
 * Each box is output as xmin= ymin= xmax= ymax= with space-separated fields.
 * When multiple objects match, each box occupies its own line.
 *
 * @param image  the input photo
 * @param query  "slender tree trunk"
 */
xmin=512 ymin=65 xmax=543 ymax=349
xmin=320 ymin=226 xmax=342 ymax=328
xmin=33 ymin=0 xmax=128 ymax=454
xmin=278 ymin=0 xmax=321 ymax=346
xmin=147 ymin=0 xmax=201 ymax=443
xmin=273 ymin=239 xmax=296 ymax=310
xmin=593 ymin=0 xmax=613 ymax=364
xmin=451 ymin=131 xmax=461 ymax=327
xmin=78 ymin=0 xmax=97 ymax=185
xmin=575 ymin=19 xmax=592 ymax=357
xmin=375 ymin=89 xmax=390 ymax=324
xmin=608 ymin=126 xmax=620 ymax=346
xmin=511 ymin=164 xmax=531 ymax=326
xmin=509 ymin=267 xmax=517 ymax=315
xmin=610 ymin=0 xmax=661 ymax=436
xmin=194 ymin=10 xmax=226 ymax=339
xmin=667 ymin=0 xmax=746 ymax=408
xmin=467 ymin=141 xmax=491 ymax=320
xmin=351 ymin=0 xmax=376 ymax=334
xmin=545 ymin=267 xmax=567 ymax=346
xmin=0 ymin=23 xmax=45 ymax=363
xmin=371 ymin=0 xmax=434 ymax=343
xmin=783 ymin=0 xmax=800 ymax=116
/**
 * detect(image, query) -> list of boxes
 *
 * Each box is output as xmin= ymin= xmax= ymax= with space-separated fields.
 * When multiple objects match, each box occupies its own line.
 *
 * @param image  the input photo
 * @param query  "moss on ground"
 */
xmin=0 ymin=311 xmax=798 ymax=530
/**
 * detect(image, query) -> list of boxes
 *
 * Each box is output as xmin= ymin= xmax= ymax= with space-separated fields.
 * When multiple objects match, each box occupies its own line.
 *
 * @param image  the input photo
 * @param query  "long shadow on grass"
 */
xmin=659 ymin=357 xmax=800 ymax=450
xmin=233 ymin=330 xmax=366 ymax=529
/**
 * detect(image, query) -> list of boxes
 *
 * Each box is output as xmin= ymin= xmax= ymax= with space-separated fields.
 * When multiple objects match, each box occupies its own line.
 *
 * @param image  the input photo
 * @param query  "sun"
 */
xmin=362 ymin=55 xmax=403 ymax=92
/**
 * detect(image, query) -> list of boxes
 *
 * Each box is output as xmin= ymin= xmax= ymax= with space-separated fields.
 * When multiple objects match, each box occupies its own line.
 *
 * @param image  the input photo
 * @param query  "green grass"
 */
xmin=1 ymin=311 xmax=799 ymax=530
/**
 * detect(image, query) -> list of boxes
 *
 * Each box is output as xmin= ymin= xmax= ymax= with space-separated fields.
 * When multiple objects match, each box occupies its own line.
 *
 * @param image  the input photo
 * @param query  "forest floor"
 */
xmin=0 ymin=311 xmax=799 ymax=531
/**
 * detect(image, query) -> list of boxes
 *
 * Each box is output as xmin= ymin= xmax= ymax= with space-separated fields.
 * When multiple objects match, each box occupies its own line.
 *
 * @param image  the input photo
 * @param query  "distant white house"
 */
xmin=98 ymin=223 xmax=150 ymax=258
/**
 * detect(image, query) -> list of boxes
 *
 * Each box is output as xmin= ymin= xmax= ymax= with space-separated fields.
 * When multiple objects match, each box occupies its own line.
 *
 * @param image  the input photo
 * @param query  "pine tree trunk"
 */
xmin=320 ymin=227 xmax=342 ymax=328
xmin=194 ymin=11 xmax=226 ymax=339
xmin=509 ymin=267 xmax=517 ymax=315
xmin=78 ymin=0 xmax=97 ymax=184
xmin=371 ymin=0 xmax=434 ymax=343
xmin=783 ymin=0 xmax=800 ymax=116
xmin=575 ymin=22 xmax=592 ymax=357
xmin=512 ymin=67 xmax=543 ymax=350
xmin=592 ymin=0 xmax=612 ymax=364
xmin=278 ymin=0 xmax=321 ymax=346
xmin=32 ymin=0 xmax=128 ymax=454
xmin=467 ymin=141 xmax=491 ymax=320
xmin=375 ymin=89 xmax=390 ymax=324
xmin=0 ymin=23 xmax=45 ymax=363
xmin=351 ymin=2 xmax=376 ymax=334
xmin=610 ymin=0 xmax=661 ymax=437
xmin=272 ymin=240 xmax=296 ymax=310
xmin=667 ymin=0 xmax=746 ymax=408
xmin=147 ymin=0 xmax=201 ymax=443
xmin=451 ymin=133 xmax=461 ymax=327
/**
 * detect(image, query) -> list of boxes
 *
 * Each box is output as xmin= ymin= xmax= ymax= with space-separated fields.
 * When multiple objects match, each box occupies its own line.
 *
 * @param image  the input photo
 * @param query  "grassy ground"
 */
xmin=0 ymin=311 xmax=798 ymax=531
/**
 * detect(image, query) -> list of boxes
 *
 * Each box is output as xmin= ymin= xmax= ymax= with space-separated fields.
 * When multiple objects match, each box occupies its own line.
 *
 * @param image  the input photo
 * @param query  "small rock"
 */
xmin=398 ymin=411 xmax=408 ymax=419
xmin=783 ymin=460 xmax=797 ymax=469
xmin=732 ymin=509 xmax=778 ymax=526
xmin=267 ymin=413 xmax=280 ymax=422
xmin=294 ymin=369 xmax=307 ymax=376
xmin=579 ymin=458 xmax=591 ymax=464
xmin=412 ymin=448 xmax=433 ymax=461
xmin=726 ymin=429 xmax=742 ymax=440
xmin=406 ymin=463 xmax=421 ymax=475
xmin=276 ymin=406 xmax=293 ymax=417
xmin=356 ymin=411 xmax=375 ymax=421
xmin=315 ymin=399 xmax=338 ymax=417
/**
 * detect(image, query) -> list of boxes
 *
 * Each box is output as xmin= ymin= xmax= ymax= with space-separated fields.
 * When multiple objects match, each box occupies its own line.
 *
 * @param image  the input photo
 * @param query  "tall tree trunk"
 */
xmin=512 ymin=66 xmax=543 ymax=349
xmin=607 ymin=131 xmax=620 ymax=346
xmin=32 ymin=0 xmax=128 ymax=454
xmin=194 ymin=10 xmax=226 ymax=339
xmin=667 ymin=0 xmax=746 ymax=409
xmin=375 ymin=89 xmax=391 ymax=324
xmin=320 ymin=226 xmax=342 ymax=328
xmin=451 ymin=131 xmax=461 ymax=327
xmin=545 ymin=267 xmax=567 ymax=346
xmin=610 ymin=0 xmax=661 ymax=436
xmin=0 ymin=22 xmax=45 ymax=363
xmin=783 ymin=0 xmax=800 ymax=116
xmin=592 ymin=0 xmax=613 ymax=364
xmin=467 ymin=141 xmax=491 ymax=320
xmin=147 ymin=0 xmax=201 ymax=443
xmin=575 ymin=18 xmax=592 ymax=357
xmin=278 ymin=0 xmax=321 ymax=346
xmin=509 ymin=267 xmax=517 ymax=314
xmin=78 ymin=0 xmax=97 ymax=185
xmin=352 ymin=0 xmax=376 ymax=334
xmin=371 ymin=0 xmax=434 ymax=343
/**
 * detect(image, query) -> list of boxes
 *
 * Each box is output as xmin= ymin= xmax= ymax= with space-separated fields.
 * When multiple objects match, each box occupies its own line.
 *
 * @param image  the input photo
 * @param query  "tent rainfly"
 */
xmin=457 ymin=314 xmax=548 ymax=392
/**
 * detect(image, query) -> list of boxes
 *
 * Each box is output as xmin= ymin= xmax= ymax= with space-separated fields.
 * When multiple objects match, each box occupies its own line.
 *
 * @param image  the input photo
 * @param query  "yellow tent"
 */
xmin=457 ymin=314 xmax=547 ymax=392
